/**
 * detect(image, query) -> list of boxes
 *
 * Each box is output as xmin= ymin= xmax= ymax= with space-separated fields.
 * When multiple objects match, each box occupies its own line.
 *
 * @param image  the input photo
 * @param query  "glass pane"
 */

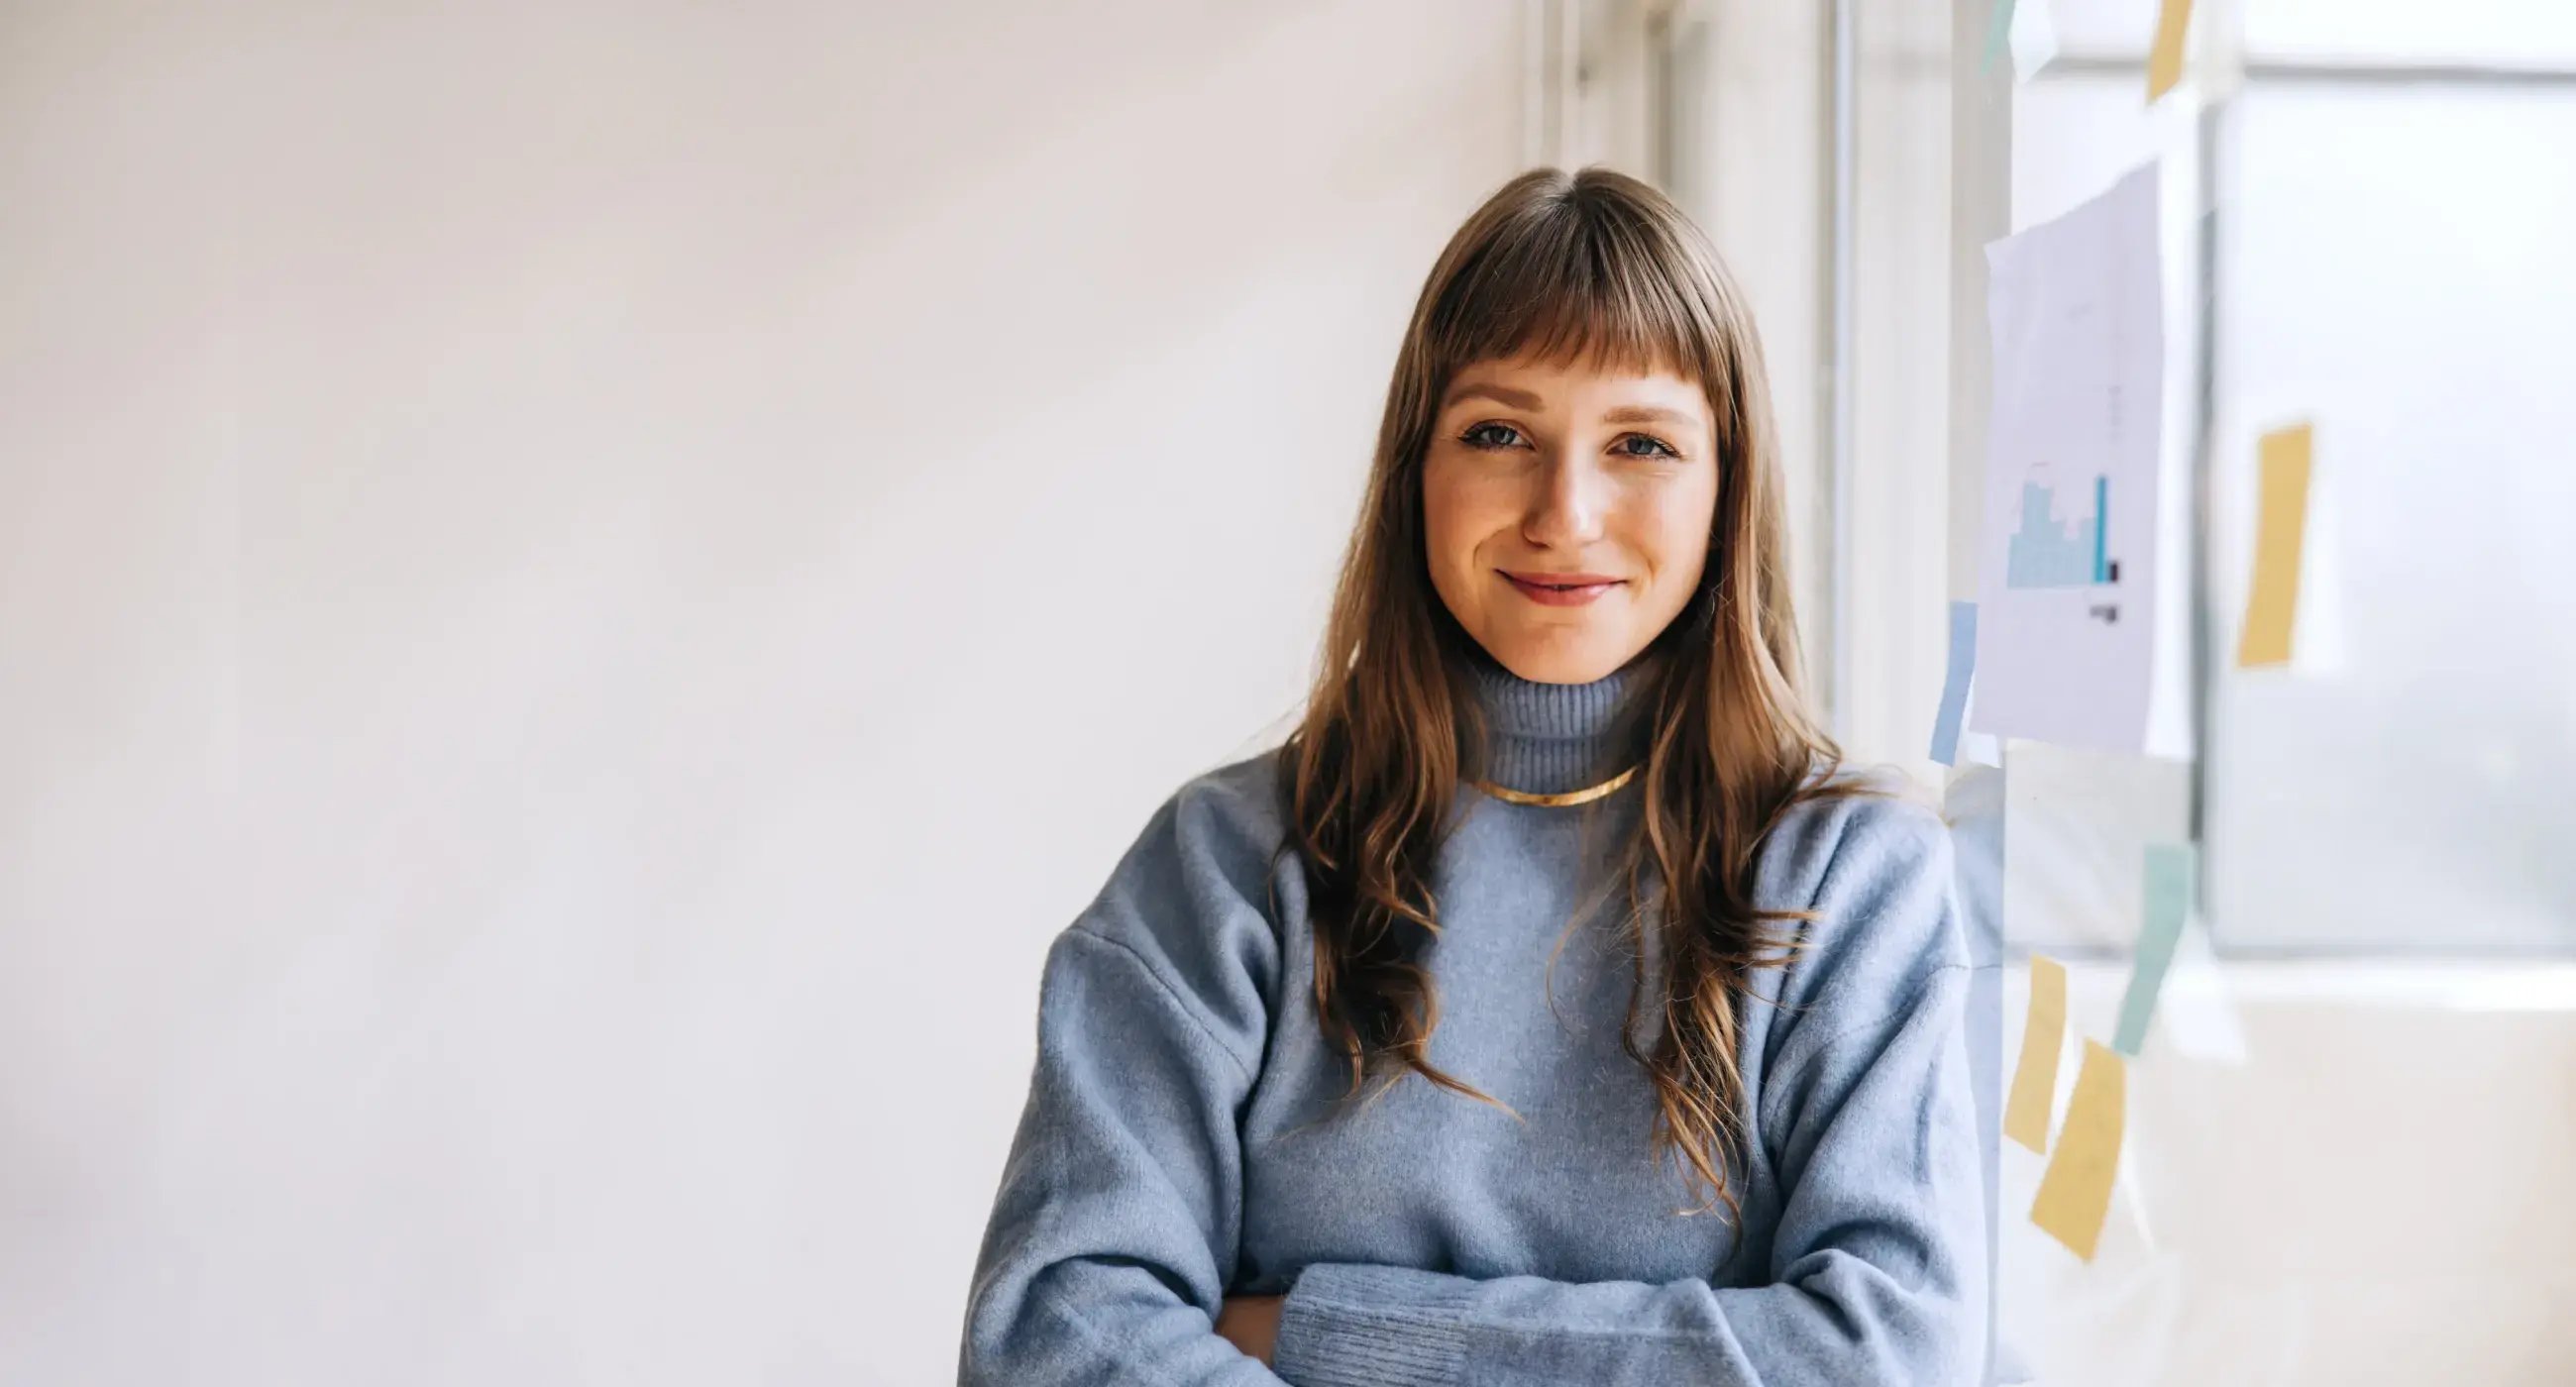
xmin=2243 ymin=0 xmax=2576 ymax=66
xmin=2045 ymin=0 xmax=2576 ymax=65
xmin=2042 ymin=0 xmax=2159 ymax=57
xmin=2206 ymin=82 xmax=2576 ymax=952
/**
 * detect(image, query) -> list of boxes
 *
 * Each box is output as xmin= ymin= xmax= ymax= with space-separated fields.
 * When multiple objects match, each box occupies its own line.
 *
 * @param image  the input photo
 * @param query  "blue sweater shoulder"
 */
xmin=1747 ymin=767 xmax=1968 ymax=1122
xmin=1062 ymin=749 xmax=1294 ymax=1083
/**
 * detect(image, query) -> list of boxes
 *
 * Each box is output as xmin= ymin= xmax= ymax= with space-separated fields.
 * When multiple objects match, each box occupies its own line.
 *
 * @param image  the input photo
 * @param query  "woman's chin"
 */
xmin=1478 ymin=636 xmax=1639 ymax=687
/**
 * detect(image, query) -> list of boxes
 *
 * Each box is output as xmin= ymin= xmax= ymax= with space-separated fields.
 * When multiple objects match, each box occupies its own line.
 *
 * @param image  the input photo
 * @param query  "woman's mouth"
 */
xmin=1500 ymin=571 xmax=1623 ymax=606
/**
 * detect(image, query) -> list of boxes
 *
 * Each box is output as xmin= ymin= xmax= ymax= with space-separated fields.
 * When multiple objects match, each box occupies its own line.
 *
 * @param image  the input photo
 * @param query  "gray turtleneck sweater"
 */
xmin=958 ymin=655 xmax=1985 ymax=1386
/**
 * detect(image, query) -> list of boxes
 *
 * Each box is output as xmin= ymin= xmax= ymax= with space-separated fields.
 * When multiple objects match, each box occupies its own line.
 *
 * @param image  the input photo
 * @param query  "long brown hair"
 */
xmin=1276 ymin=166 xmax=1857 ymax=1220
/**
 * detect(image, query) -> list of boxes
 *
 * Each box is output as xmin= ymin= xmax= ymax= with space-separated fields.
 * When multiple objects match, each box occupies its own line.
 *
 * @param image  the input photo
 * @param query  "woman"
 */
xmin=958 ymin=167 xmax=1984 ymax=1386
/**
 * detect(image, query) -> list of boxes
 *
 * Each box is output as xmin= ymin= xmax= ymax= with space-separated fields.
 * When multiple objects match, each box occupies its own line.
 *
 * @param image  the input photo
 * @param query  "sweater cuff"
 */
xmin=1271 ymin=1263 xmax=1471 ymax=1387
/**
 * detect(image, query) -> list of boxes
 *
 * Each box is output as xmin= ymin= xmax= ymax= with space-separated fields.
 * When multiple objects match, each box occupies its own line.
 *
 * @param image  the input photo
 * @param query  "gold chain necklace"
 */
xmin=1468 ymin=763 xmax=1640 ymax=807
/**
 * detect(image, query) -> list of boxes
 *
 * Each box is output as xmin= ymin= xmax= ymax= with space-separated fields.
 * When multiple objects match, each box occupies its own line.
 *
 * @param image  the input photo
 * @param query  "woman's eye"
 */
xmin=1460 ymin=422 xmax=1525 ymax=450
xmin=1615 ymin=434 xmax=1679 ymax=459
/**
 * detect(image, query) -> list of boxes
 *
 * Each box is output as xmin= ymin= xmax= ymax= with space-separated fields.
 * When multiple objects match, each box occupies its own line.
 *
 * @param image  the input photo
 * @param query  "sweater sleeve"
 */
xmin=957 ymin=775 xmax=1291 ymax=1387
xmin=1268 ymin=796 xmax=1986 ymax=1387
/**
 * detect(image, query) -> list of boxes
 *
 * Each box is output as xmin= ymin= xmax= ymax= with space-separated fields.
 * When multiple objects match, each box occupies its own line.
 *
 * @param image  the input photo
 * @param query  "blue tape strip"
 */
xmin=1930 ymin=600 xmax=1978 ymax=766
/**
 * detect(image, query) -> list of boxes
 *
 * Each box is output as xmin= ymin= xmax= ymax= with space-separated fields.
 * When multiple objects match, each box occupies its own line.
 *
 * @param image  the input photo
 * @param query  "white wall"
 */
xmin=0 ymin=4 xmax=1529 ymax=1381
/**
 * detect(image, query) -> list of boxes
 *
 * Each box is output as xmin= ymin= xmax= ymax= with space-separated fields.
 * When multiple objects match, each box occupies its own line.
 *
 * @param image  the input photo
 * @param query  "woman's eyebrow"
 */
xmin=1443 ymin=381 xmax=1543 ymax=411
xmin=1601 ymin=404 xmax=1698 ymax=428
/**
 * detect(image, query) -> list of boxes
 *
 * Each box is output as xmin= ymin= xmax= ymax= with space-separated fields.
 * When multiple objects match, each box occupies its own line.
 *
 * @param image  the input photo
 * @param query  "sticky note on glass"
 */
xmin=2147 ymin=0 xmax=2194 ymax=100
xmin=2113 ymin=843 xmax=2196 ymax=1056
xmin=2236 ymin=422 xmax=2314 ymax=668
xmin=2030 ymin=1039 xmax=2125 ymax=1261
xmin=2009 ymin=0 xmax=2059 ymax=82
xmin=2002 ymin=954 xmax=2066 ymax=1153
xmin=1981 ymin=0 xmax=2017 ymax=70
xmin=1929 ymin=601 xmax=1978 ymax=766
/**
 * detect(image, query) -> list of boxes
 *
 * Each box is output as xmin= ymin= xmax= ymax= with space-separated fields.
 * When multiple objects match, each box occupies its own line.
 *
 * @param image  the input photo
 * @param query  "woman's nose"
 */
xmin=1523 ymin=452 xmax=1607 ymax=548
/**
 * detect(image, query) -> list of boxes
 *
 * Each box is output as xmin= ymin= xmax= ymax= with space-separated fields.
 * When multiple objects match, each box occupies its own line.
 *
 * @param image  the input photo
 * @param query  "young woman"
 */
xmin=958 ymin=167 xmax=1984 ymax=1386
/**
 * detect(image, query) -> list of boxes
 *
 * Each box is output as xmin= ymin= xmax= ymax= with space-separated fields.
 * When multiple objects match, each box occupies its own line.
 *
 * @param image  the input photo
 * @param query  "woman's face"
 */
xmin=1422 ymin=351 xmax=1720 ymax=685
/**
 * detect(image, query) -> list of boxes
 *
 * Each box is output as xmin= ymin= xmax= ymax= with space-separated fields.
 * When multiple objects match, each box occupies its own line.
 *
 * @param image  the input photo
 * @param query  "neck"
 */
xmin=1459 ymin=646 xmax=1655 ymax=797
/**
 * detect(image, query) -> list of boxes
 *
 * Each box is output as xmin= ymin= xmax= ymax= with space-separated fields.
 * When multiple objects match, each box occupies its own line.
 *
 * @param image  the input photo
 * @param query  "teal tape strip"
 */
xmin=1983 ymin=0 xmax=2019 ymax=72
xmin=2113 ymin=843 xmax=2197 ymax=1057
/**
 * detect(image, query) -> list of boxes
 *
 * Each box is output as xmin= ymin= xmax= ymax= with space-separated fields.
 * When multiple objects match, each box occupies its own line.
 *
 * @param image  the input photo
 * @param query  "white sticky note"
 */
xmin=2010 ymin=0 xmax=2059 ymax=82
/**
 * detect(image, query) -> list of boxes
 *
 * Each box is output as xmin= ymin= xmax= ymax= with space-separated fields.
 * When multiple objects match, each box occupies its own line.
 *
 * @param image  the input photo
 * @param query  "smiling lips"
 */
xmin=1500 ymin=570 xmax=1623 ymax=606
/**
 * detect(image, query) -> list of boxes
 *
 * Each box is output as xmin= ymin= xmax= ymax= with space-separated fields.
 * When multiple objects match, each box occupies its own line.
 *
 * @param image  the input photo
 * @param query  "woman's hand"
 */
xmin=1214 ymin=1293 xmax=1285 ymax=1365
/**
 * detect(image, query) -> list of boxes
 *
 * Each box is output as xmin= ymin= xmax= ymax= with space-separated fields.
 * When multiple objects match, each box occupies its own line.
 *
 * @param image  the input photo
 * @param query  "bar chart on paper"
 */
xmin=2005 ymin=475 xmax=2119 ymax=589
xmin=1971 ymin=162 xmax=2163 ymax=753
